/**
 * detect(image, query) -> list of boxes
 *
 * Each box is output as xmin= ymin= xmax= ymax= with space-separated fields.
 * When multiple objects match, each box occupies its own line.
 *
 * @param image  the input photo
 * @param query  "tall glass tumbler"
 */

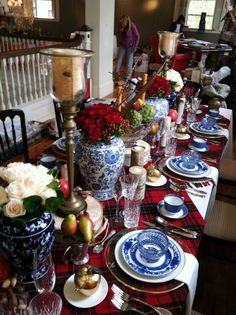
xmin=119 ymin=174 xmax=139 ymax=228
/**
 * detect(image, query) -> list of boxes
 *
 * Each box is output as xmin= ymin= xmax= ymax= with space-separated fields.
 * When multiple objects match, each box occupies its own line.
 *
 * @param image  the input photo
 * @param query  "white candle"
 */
xmin=176 ymin=97 xmax=186 ymax=125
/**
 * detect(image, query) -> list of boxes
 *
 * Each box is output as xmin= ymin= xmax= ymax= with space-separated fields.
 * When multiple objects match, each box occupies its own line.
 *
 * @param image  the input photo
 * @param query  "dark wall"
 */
xmin=36 ymin=0 xmax=85 ymax=39
xmin=115 ymin=0 xmax=175 ymax=48
xmin=33 ymin=0 xmax=174 ymax=45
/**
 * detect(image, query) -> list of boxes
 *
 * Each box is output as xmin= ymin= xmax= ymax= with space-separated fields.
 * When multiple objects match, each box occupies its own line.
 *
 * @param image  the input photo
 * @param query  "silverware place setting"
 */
xmin=111 ymin=284 xmax=172 ymax=315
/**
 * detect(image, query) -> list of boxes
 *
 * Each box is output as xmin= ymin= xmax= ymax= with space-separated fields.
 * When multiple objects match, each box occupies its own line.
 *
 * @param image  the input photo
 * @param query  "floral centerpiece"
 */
xmin=145 ymin=75 xmax=172 ymax=98
xmin=0 ymin=162 xmax=64 ymax=225
xmin=75 ymin=103 xmax=129 ymax=144
xmin=0 ymin=162 xmax=64 ymax=283
xmin=75 ymin=103 xmax=127 ymax=200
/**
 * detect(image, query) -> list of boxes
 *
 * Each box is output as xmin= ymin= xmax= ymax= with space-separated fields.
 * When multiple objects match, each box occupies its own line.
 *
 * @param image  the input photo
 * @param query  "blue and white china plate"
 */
xmin=169 ymin=156 xmax=209 ymax=175
xmin=114 ymin=230 xmax=185 ymax=283
xmin=190 ymin=122 xmax=223 ymax=135
xmin=188 ymin=143 xmax=209 ymax=152
xmin=56 ymin=130 xmax=81 ymax=151
xmin=156 ymin=200 xmax=188 ymax=219
xmin=166 ymin=157 xmax=211 ymax=179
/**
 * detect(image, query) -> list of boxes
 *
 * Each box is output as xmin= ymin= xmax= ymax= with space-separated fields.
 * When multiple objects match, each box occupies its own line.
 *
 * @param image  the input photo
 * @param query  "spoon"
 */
xmin=156 ymin=216 xmax=198 ymax=237
xmin=92 ymin=230 xmax=116 ymax=253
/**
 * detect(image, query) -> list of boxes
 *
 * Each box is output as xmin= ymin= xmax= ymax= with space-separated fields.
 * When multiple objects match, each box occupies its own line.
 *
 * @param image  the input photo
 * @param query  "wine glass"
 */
xmin=32 ymin=249 xmax=56 ymax=294
xmin=110 ymin=179 xmax=124 ymax=226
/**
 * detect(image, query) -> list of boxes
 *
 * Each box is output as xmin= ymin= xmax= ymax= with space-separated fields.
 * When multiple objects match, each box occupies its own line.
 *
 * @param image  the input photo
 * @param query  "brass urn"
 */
xmin=208 ymin=97 xmax=221 ymax=111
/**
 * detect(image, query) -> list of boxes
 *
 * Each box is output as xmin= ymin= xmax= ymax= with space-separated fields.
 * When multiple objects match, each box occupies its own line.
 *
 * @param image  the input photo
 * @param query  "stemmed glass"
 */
xmin=113 ymin=180 xmax=123 ymax=219
xmin=32 ymin=249 xmax=56 ymax=294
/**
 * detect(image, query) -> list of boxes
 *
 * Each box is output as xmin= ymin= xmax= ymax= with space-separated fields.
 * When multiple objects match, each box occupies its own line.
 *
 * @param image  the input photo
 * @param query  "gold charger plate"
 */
xmin=104 ymin=228 xmax=190 ymax=294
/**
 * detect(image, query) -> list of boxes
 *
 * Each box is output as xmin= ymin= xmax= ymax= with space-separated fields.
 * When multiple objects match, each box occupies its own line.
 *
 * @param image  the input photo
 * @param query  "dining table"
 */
xmin=10 ymin=104 xmax=232 ymax=315
xmin=177 ymin=38 xmax=233 ymax=68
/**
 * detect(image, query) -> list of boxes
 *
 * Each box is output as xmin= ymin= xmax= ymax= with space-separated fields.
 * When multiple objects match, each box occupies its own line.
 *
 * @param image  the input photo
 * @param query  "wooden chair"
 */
xmin=0 ymin=109 xmax=29 ymax=164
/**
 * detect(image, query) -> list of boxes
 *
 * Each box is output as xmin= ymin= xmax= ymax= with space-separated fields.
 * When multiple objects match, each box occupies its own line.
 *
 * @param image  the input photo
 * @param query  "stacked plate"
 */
xmin=190 ymin=122 xmax=223 ymax=136
xmin=55 ymin=130 xmax=81 ymax=151
xmin=166 ymin=156 xmax=211 ymax=179
xmin=114 ymin=229 xmax=185 ymax=283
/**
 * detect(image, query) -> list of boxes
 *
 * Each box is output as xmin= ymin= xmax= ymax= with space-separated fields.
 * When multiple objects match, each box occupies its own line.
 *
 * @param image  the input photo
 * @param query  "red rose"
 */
xmin=88 ymin=125 xmax=101 ymax=141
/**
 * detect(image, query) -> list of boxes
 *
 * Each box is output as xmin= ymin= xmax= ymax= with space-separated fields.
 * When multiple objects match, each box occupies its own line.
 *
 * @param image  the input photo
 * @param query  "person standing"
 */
xmin=113 ymin=15 xmax=140 ymax=82
xmin=170 ymin=15 xmax=185 ymax=33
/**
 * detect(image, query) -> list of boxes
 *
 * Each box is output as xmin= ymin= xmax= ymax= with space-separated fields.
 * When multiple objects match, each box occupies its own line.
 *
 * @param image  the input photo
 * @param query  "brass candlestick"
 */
xmin=40 ymin=48 xmax=93 ymax=215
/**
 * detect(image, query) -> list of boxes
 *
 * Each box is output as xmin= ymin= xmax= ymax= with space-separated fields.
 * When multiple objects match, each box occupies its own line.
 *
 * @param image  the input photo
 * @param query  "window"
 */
xmin=184 ymin=0 xmax=225 ymax=31
xmin=185 ymin=0 xmax=216 ymax=29
xmin=33 ymin=0 xmax=58 ymax=20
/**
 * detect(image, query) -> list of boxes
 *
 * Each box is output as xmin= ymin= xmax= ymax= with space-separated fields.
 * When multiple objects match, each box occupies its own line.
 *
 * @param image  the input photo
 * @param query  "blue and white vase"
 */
xmin=145 ymin=97 xmax=169 ymax=122
xmin=0 ymin=212 xmax=55 ymax=284
xmin=75 ymin=136 xmax=125 ymax=201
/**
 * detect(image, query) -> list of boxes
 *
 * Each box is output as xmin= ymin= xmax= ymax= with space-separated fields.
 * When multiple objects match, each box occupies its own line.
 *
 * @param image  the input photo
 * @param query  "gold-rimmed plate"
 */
xmin=104 ymin=228 xmax=190 ymax=294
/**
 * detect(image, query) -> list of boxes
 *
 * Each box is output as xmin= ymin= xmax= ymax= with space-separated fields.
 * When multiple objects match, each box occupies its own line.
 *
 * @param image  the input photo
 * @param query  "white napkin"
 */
xmin=175 ymin=253 xmax=199 ymax=315
xmin=188 ymin=166 xmax=219 ymax=219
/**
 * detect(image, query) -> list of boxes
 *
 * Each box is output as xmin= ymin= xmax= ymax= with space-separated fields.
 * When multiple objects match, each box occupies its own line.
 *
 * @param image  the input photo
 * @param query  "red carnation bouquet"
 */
xmin=146 ymin=76 xmax=172 ymax=98
xmin=75 ymin=103 xmax=129 ymax=143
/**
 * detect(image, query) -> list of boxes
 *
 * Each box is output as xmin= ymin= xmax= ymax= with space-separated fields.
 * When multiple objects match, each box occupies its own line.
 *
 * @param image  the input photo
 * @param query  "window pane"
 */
xmin=34 ymin=0 xmax=54 ymax=19
xmin=186 ymin=0 xmax=216 ymax=29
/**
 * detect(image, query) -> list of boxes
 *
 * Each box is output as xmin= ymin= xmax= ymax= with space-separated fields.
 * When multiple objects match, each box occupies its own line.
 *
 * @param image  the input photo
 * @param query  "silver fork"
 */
xmin=111 ymin=295 xmax=146 ymax=315
xmin=112 ymin=284 xmax=172 ymax=315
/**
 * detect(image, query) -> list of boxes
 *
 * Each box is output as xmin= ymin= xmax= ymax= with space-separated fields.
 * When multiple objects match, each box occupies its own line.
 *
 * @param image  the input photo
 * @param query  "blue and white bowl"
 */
xmin=137 ymin=230 xmax=169 ymax=263
xmin=164 ymin=194 xmax=184 ymax=213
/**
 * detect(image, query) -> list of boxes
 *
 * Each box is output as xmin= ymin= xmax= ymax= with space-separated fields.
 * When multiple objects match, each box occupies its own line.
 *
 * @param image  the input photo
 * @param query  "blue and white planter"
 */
xmin=0 ymin=212 xmax=55 ymax=284
xmin=75 ymin=136 xmax=125 ymax=201
xmin=145 ymin=97 xmax=169 ymax=122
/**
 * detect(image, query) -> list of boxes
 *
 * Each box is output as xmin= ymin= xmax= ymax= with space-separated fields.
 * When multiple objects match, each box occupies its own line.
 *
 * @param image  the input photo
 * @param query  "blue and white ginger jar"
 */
xmin=75 ymin=136 xmax=125 ymax=201
xmin=145 ymin=97 xmax=169 ymax=122
xmin=0 ymin=211 xmax=55 ymax=284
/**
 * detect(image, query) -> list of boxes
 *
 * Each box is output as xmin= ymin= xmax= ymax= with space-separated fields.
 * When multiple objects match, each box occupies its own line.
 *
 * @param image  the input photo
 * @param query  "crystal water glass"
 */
xmin=119 ymin=174 xmax=139 ymax=228
xmin=32 ymin=250 xmax=56 ymax=294
xmin=111 ymin=179 xmax=124 ymax=223
xmin=28 ymin=292 xmax=62 ymax=315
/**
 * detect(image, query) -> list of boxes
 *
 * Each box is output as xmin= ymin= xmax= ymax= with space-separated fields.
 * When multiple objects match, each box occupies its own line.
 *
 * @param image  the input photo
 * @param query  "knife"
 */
xmin=142 ymin=221 xmax=197 ymax=239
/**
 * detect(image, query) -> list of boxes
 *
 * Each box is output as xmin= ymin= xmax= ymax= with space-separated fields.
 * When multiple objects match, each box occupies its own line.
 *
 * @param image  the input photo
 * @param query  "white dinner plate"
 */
xmin=114 ymin=230 xmax=185 ymax=283
xmin=63 ymin=274 xmax=108 ymax=308
xmin=146 ymin=175 xmax=167 ymax=187
xmin=190 ymin=122 xmax=223 ymax=135
xmin=166 ymin=157 xmax=211 ymax=179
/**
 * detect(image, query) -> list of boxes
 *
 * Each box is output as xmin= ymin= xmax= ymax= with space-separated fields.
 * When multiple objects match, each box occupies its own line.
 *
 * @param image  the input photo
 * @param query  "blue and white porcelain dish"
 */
xmin=114 ymin=230 xmax=185 ymax=283
xmin=190 ymin=122 xmax=223 ymax=135
xmin=121 ymin=231 xmax=182 ymax=278
xmin=188 ymin=143 xmax=208 ymax=152
xmin=166 ymin=157 xmax=211 ymax=179
xmin=156 ymin=200 xmax=189 ymax=219
xmin=56 ymin=130 xmax=81 ymax=151
xmin=169 ymin=156 xmax=209 ymax=175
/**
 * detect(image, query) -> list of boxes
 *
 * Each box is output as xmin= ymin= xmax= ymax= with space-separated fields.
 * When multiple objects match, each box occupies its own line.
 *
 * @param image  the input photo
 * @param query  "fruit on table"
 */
xmin=74 ymin=265 xmax=101 ymax=296
xmin=140 ymin=104 xmax=156 ymax=123
xmin=146 ymin=164 xmax=161 ymax=182
xmin=127 ymin=109 xmax=143 ymax=128
xmin=61 ymin=213 xmax=78 ymax=236
xmin=168 ymin=109 xmax=178 ymax=122
xmin=149 ymin=122 xmax=159 ymax=135
xmin=78 ymin=212 xmax=94 ymax=243
xmin=59 ymin=178 xmax=69 ymax=197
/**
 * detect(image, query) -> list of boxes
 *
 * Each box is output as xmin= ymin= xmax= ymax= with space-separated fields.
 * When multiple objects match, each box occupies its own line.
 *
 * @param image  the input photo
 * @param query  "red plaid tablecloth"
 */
xmin=51 ymin=108 xmax=230 ymax=315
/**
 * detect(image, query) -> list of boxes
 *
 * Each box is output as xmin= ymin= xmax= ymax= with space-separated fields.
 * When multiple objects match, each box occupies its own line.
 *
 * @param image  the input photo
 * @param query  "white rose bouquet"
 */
xmin=0 ymin=162 xmax=64 ymax=225
xmin=165 ymin=69 xmax=184 ymax=92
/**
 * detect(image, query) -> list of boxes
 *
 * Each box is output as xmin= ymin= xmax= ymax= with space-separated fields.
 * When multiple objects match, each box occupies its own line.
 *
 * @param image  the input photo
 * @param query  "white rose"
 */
xmin=166 ymin=69 xmax=184 ymax=92
xmin=0 ymin=186 xmax=9 ymax=204
xmin=4 ymin=198 xmax=26 ymax=218
xmin=5 ymin=181 xmax=27 ymax=199
xmin=40 ymin=188 xmax=57 ymax=204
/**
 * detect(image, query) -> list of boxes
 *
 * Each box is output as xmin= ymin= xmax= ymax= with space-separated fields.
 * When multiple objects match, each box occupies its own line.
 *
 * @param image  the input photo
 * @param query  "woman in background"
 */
xmin=113 ymin=15 xmax=140 ymax=82
xmin=170 ymin=15 xmax=185 ymax=33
